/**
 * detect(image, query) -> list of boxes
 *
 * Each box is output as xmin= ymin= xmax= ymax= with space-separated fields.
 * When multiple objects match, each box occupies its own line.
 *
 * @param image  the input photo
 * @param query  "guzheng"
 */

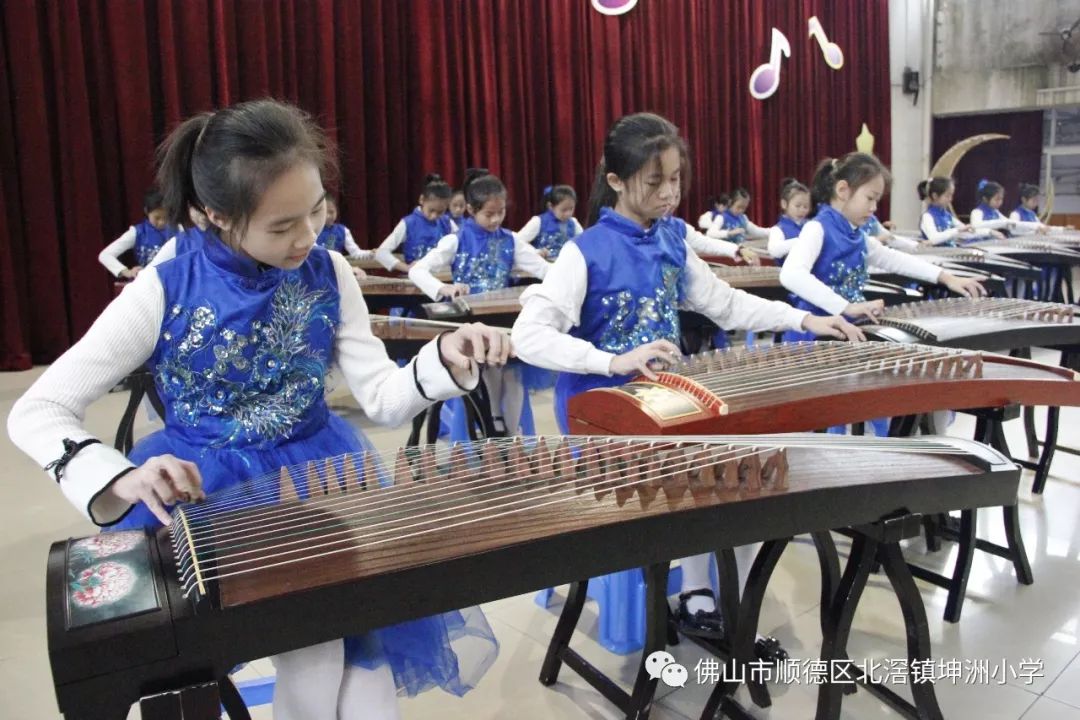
xmin=355 ymin=276 xmax=431 ymax=314
xmin=368 ymin=314 xmax=461 ymax=359
xmin=566 ymin=341 xmax=1080 ymax=435
xmin=47 ymin=434 xmax=1018 ymax=720
xmin=711 ymin=264 xmax=922 ymax=305
xmin=906 ymin=245 xmax=1040 ymax=281
xmin=862 ymin=297 xmax=1080 ymax=351
xmin=967 ymin=238 xmax=1080 ymax=266
xmin=421 ymin=286 xmax=527 ymax=326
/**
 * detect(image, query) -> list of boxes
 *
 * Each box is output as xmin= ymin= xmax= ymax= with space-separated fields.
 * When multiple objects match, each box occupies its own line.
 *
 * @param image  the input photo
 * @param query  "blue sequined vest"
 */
xmin=150 ymin=242 xmax=340 ymax=449
xmin=534 ymin=210 xmax=578 ymax=259
xmin=451 ymin=219 xmax=515 ymax=293
xmin=174 ymin=226 xmax=209 ymax=257
xmin=793 ymin=205 xmax=867 ymax=316
xmin=315 ymin=223 xmax=347 ymax=253
xmin=1015 ymin=206 xmax=1038 ymax=223
xmin=135 ymin=220 xmax=176 ymax=267
xmin=923 ymin=205 xmax=959 ymax=240
xmin=403 ymin=208 xmax=453 ymax=263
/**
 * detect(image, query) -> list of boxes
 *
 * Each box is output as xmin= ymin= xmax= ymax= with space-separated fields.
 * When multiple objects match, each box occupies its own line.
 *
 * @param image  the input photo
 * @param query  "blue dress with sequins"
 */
xmin=922 ymin=205 xmax=964 ymax=246
xmin=134 ymin=219 xmax=178 ymax=267
xmin=111 ymin=239 xmax=498 ymax=697
xmin=532 ymin=209 xmax=579 ymax=260
xmin=451 ymin=218 xmax=552 ymax=392
xmin=719 ymin=209 xmax=749 ymax=243
xmin=552 ymin=208 xmax=688 ymax=432
xmin=1015 ymin=206 xmax=1038 ymax=223
xmin=315 ymin=223 xmax=348 ymax=253
xmin=781 ymin=205 xmax=867 ymax=344
xmin=403 ymin=208 xmax=454 ymax=263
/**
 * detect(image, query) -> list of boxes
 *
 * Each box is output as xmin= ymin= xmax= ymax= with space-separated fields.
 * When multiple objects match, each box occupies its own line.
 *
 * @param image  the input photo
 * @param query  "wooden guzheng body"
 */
xmin=567 ymin=341 xmax=1080 ymax=435
xmin=47 ymin=434 xmax=1017 ymax=720
xmin=862 ymin=297 xmax=1080 ymax=351
xmin=422 ymin=286 xmax=527 ymax=326
xmin=712 ymin=264 xmax=922 ymax=305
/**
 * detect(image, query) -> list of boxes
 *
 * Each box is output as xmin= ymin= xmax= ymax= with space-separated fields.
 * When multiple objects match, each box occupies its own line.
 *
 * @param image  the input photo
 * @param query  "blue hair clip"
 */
xmin=543 ymin=185 xmax=553 ymax=197
xmin=977 ymin=179 xmax=988 ymax=191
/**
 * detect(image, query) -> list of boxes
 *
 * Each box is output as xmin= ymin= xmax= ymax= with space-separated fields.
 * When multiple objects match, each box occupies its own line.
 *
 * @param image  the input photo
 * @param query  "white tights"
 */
xmin=270 ymin=640 xmax=401 ymax=720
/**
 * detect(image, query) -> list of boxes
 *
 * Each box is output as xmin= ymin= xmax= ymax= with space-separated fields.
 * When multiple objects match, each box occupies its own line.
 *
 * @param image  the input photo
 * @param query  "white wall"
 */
xmin=931 ymin=0 xmax=1080 ymax=115
xmin=889 ymin=0 xmax=934 ymax=228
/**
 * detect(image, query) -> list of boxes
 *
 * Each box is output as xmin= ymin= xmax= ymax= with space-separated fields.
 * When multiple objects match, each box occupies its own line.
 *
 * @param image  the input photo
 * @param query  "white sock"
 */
xmin=679 ymin=553 xmax=716 ymax=614
xmin=271 ymin=640 xmax=345 ymax=720
xmin=338 ymin=662 xmax=402 ymax=720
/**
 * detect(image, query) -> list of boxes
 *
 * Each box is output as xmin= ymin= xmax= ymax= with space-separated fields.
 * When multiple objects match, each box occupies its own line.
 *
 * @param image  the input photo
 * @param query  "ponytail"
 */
xmin=156 ymin=113 xmax=212 ymax=228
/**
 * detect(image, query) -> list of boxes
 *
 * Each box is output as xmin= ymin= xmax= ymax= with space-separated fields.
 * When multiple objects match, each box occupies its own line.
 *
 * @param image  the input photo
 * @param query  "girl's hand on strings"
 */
xmin=940 ymin=272 xmax=987 ymax=298
xmin=109 ymin=455 xmax=205 ymax=526
xmin=843 ymin=299 xmax=885 ymax=321
xmin=737 ymin=247 xmax=761 ymax=266
xmin=437 ymin=283 xmax=471 ymax=300
xmin=802 ymin=314 xmax=866 ymax=342
xmin=440 ymin=323 xmax=513 ymax=373
xmin=610 ymin=340 xmax=682 ymax=380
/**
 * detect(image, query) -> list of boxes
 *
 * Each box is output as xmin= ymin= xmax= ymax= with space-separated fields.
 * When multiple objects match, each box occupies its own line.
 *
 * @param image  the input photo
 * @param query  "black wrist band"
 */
xmin=44 ymin=438 xmax=102 ymax=483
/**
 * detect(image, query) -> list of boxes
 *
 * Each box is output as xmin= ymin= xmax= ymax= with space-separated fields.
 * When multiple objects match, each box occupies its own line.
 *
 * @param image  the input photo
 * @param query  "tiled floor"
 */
xmin=3 ymin=349 xmax=1080 ymax=719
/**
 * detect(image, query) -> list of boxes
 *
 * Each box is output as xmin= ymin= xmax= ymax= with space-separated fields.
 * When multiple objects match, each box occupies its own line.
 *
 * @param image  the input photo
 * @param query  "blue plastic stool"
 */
xmin=534 ymin=560 xmax=719 ymax=655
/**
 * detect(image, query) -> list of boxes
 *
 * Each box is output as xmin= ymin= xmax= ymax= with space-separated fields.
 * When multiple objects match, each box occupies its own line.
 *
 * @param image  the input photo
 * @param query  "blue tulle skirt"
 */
xmin=111 ymin=412 xmax=499 ymax=697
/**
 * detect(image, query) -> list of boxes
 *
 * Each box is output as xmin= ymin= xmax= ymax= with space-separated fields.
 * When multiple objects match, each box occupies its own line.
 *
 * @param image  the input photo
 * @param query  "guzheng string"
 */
xmin=170 ymin=435 xmax=966 ymax=595
xmin=670 ymin=343 xmax=980 ymax=397
xmin=880 ymin=298 xmax=1073 ymax=322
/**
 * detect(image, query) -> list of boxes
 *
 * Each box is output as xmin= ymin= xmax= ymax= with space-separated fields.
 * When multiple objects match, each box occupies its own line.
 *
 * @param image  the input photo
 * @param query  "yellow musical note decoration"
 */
xmin=855 ymin=124 xmax=875 ymax=154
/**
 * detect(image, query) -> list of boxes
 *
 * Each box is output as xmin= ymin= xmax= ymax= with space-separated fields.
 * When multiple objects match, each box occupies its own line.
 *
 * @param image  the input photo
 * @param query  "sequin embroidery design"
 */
xmin=453 ymin=236 xmax=514 ymax=293
xmin=594 ymin=264 xmax=683 ymax=353
xmin=825 ymin=255 xmax=868 ymax=304
xmin=155 ymin=276 xmax=337 ymax=447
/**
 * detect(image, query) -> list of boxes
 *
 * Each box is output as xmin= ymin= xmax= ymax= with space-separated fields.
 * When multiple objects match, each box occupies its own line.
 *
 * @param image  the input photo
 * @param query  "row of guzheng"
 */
xmin=47 ymin=434 xmax=1018 ymax=720
xmin=566 ymin=341 xmax=1080 ymax=435
xmin=709 ymin=264 xmax=921 ymax=305
xmin=860 ymin=297 xmax=1080 ymax=351
xmin=905 ymin=244 xmax=1040 ymax=280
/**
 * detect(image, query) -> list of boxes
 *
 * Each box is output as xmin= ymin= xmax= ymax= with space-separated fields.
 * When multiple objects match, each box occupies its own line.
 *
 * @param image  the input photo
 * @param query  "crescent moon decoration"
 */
xmin=928 ymin=133 xmax=1010 ymax=216
xmin=591 ymin=0 xmax=638 ymax=16
xmin=929 ymin=133 xmax=1010 ymax=179
xmin=1042 ymin=178 xmax=1055 ymax=223
xmin=855 ymin=123 xmax=875 ymax=154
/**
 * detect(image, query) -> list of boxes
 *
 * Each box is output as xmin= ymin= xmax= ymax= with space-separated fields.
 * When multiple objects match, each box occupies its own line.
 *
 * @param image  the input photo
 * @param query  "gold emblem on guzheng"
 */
xmin=615 ymin=382 xmax=703 ymax=420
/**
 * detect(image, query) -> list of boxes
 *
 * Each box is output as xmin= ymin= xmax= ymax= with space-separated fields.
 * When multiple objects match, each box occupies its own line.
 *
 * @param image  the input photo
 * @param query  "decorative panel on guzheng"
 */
xmin=567 ymin=341 xmax=1080 ymax=435
xmin=862 ymin=297 xmax=1080 ymax=350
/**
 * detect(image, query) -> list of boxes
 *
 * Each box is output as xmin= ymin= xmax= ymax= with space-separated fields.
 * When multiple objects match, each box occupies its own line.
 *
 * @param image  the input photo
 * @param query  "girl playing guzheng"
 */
xmin=511 ymin=112 xmax=862 ymax=659
xmin=781 ymin=154 xmax=987 ymax=337
xmin=8 ymin=99 xmax=508 ymax=720
xmin=409 ymin=168 xmax=552 ymax=436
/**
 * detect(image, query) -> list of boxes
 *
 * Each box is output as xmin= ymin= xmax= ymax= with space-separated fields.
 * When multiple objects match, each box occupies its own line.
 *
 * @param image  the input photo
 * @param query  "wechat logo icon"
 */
xmin=645 ymin=650 xmax=688 ymax=688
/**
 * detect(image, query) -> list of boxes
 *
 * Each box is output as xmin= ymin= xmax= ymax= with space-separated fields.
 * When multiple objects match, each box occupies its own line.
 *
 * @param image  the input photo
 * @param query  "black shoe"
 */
xmin=754 ymin=636 xmax=789 ymax=664
xmin=676 ymin=589 xmax=726 ymax=640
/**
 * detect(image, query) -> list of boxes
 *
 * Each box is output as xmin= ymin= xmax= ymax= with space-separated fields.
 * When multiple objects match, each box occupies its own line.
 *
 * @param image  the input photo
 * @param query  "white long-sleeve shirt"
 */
xmin=678 ymin=219 xmax=741 ymax=260
xmin=408 ymin=232 xmax=551 ymax=300
xmin=780 ymin=219 xmax=944 ymax=315
xmin=767 ymin=226 xmax=796 ymax=260
xmin=697 ymin=211 xmax=719 ymax=231
xmin=919 ymin=210 xmax=991 ymax=246
xmin=7 ymin=250 xmax=476 ymax=526
xmin=1007 ymin=211 xmax=1063 ymax=236
xmin=511 ymin=241 xmax=808 ymax=376
xmin=968 ymin=208 xmax=1011 ymax=231
xmin=374 ymin=214 xmax=458 ymax=271
xmin=98 ymin=226 xmax=139 ymax=277
xmin=708 ymin=214 xmax=769 ymax=242
xmin=339 ymin=226 xmax=366 ymax=259
xmin=516 ymin=215 xmax=586 ymax=246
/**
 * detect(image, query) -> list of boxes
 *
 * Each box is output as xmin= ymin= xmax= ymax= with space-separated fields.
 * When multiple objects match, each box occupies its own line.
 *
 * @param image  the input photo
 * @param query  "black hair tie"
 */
xmin=44 ymin=438 xmax=102 ymax=483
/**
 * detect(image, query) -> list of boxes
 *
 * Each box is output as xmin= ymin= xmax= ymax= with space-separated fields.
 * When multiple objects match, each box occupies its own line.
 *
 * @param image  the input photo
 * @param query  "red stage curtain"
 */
xmin=931 ymin=111 xmax=1044 ymax=220
xmin=0 ymin=0 xmax=890 ymax=368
